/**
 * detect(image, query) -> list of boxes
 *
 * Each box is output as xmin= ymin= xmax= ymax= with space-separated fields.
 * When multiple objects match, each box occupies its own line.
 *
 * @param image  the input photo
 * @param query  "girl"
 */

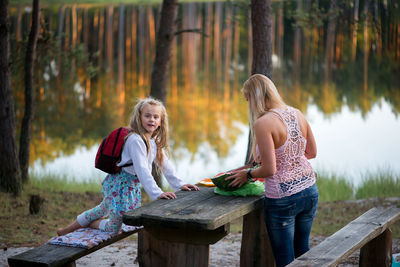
xmin=227 ymin=74 xmax=318 ymax=267
xmin=57 ymin=97 xmax=199 ymax=236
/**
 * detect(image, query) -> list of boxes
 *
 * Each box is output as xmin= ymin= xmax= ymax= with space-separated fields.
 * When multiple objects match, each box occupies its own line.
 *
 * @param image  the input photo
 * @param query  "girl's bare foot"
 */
xmin=56 ymin=228 xmax=66 ymax=236
xmin=57 ymin=220 xmax=81 ymax=236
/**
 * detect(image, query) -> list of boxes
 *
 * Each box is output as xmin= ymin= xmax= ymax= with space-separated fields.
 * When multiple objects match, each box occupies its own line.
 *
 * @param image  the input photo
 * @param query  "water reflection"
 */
xmin=9 ymin=0 xmax=400 ymax=185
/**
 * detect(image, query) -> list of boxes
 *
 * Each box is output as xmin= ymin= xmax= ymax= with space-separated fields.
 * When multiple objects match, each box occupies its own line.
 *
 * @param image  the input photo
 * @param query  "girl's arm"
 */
xmin=125 ymin=136 xmax=164 ymax=200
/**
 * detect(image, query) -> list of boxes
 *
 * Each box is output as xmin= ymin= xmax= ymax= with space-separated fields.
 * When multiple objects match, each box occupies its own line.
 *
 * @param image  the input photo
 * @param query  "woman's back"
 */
xmin=235 ymin=74 xmax=319 ymax=267
xmin=263 ymin=106 xmax=316 ymax=198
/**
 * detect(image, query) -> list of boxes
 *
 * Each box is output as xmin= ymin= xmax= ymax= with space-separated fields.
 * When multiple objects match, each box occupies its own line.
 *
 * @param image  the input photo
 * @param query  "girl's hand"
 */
xmin=181 ymin=184 xmax=199 ymax=191
xmin=158 ymin=192 xmax=177 ymax=200
xmin=226 ymin=170 xmax=248 ymax=188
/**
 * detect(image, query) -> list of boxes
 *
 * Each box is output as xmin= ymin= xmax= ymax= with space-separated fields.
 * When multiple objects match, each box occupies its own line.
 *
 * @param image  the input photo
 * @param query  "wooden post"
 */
xmin=240 ymin=208 xmax=275 ymax=267
xmin=138 ymin=229 xmax=210 ymax=267
xmin=29 ymin=194 xmax=44 ymax=214
xmin=359 ymin=228 xmax=392 ymax=267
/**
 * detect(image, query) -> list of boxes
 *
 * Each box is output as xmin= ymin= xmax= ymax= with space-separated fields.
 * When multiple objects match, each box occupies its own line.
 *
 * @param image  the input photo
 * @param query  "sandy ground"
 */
xmin=2 ymin=234 xmax=399 ymax=267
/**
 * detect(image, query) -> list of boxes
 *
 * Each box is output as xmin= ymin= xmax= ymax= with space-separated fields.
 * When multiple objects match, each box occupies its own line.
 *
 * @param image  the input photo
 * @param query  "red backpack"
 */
xmin=95 ymin=127 xmax=133 ymax=174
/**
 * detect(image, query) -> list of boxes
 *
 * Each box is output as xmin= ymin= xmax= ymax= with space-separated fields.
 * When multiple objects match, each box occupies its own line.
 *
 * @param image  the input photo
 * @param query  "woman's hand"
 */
xmin=157 ymin=192 xmax=177 ymax=200
xmin=226 ymin=170 xmax=248 ymax=188
xmin=181 ymin=184 xmax=199 ymax=191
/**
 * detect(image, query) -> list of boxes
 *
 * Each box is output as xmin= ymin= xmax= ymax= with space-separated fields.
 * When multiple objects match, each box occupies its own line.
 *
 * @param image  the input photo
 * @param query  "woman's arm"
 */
xmin=227 ymin=116 xmax=277 ymax=187
xmin=252 ymin=118 xmax=277 ymax=177
xmin=301 ymin=114 xmax=317 ymax=159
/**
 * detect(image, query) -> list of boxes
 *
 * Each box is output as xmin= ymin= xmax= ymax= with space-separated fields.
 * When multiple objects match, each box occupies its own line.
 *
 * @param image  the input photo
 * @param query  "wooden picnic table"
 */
xmin=123 ymin=186 xmax=275 ymax=267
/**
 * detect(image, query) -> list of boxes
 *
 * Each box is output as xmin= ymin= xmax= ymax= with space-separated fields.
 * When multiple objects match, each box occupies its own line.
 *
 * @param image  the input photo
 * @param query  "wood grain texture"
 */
xmin=359 ymin=228 xmax=392 ymax=267
xmin=123 ymin=187 xmax=264 ymax=230
xmin=129 ymin=187 xmax=265 ymax=267
xmin=8 ymin=228 xmax=141 ymax=267
xmin=138 ymin=229 xmax=209 ymax=267
xmin=240 ymin=208 xmax=275 ymax=267
xmin=287 ymin=206 xmax=400 ymax=267
xmin=146 ymin=224 xmax=230 ymax=245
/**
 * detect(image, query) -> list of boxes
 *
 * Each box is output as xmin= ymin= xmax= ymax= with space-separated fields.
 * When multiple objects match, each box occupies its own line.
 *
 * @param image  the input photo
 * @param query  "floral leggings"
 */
xmin=77 ymin=169 xmax=141 ymax=234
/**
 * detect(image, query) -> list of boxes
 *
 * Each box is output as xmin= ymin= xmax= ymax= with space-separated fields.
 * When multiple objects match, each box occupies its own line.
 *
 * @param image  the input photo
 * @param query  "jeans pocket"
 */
xmin=304 ymin=196 xmax=318 ymax=217
xmin=264 ymin=199 xmax=297 ymax=229
xmin=311 ymin=196 xmax=318 ymax=213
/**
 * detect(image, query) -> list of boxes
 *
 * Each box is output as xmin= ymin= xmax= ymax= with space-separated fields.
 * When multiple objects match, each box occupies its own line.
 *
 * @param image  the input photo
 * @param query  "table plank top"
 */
xmin=123 ymin=187 xmax=264 ymax=230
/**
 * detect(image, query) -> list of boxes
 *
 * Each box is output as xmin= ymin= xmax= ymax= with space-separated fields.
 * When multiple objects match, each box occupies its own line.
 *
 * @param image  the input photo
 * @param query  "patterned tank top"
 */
xmin=262 ymin=106 xmax=316 ymax=198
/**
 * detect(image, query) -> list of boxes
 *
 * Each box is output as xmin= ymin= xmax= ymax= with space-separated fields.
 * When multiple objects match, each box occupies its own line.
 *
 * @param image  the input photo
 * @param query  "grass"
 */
xmin=356 ymin=169 xmax=400 ymax=199
xmin=29 ymin=173 xmax=102 ymax=193
xmin=312 ymin=199 xmax=400 ymax=238
xmin=0 ymin=184 xmax=104 ymax=246
xmin=315 ymin=171 xmax=354 ymax=202
xmin=1 ymin=170 xmax=399 ymax=248
xmin=315 ymin=169 xmax=400 ymax=201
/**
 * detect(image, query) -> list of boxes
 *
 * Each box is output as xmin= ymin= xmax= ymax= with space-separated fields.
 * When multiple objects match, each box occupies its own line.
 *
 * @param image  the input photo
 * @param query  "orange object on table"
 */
xmin=197 ymin=178 xmax=215 ymax=187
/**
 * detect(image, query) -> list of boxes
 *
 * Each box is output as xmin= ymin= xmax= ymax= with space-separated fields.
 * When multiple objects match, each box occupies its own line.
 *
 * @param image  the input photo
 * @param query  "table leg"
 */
xmin=240 ymin=207 xmax=275 ymax=267
xmin=138 ymin=229 xmax=210 ymax=267
xmin=359 ymin=228 xmax=392 ymax=267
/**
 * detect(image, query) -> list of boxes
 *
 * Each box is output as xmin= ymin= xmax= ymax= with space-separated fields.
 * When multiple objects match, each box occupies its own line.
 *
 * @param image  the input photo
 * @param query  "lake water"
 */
xmin=9 ymin=0 xmax=400 ymax=187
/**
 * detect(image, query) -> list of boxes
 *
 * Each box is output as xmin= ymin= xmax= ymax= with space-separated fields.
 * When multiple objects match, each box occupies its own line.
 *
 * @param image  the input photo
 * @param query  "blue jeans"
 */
xmin=263 ymin=183 xmax=319 ymax=267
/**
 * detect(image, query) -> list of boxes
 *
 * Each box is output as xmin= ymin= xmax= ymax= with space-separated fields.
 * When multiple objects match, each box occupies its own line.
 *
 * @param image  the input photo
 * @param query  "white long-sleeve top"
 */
xmin=118 ymin=133 xmax=185 ymax=200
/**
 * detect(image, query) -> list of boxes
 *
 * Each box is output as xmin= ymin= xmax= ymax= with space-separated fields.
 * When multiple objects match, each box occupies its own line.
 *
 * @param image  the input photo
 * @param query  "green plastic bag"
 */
xmin=214 ymin=181 xmax=265 ymax=197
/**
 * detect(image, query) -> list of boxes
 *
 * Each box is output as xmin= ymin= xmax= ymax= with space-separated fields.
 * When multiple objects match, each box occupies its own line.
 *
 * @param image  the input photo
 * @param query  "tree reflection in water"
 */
xmin=8 ymin=0 xmax=400 ymax=183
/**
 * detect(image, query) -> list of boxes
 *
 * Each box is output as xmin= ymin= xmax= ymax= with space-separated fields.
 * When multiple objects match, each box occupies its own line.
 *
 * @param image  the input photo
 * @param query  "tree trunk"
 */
xmin=19 ymin=0 xmax=40 ymax=183
xmin=149 ymin=0 xmax=178 ymax=104
xmin=245 ymin=0 xmax=273 ymax=164
xmin=149 ymin=0 xmax=178 ymax=187
xmin=250 ymin=0 xmax=272 ymax=78
xmin=0 ymin=0 xmax=22 ymax=195
xmin=324 ymin=0 xmax=337 ymax=82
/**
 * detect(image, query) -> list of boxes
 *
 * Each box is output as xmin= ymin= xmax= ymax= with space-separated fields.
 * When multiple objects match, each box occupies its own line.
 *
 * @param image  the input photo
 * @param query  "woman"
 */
xmin=227 ymin=74 xmax=318 ymax=267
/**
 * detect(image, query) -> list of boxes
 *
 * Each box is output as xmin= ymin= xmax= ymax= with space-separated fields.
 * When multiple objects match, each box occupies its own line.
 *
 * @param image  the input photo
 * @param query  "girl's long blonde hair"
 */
xmin=128 ymin=97 xmax=169 ymax=168
xmin=241 ymin=74 xmax=286 ymax=160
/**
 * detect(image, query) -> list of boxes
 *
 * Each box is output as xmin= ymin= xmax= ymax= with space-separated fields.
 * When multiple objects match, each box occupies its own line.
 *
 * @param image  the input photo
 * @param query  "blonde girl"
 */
xmin=58 ymin=97 xmax=198 ymax=235
xmin=227 ymin=74 xmax=318 ymax=267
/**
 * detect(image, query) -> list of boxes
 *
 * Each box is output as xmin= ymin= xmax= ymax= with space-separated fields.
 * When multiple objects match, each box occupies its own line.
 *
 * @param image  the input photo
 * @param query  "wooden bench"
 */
xmin=287 ymin=205 xmax=400 ymax=267
xmin=7 ymin=227 xmax=142 ymax=267
xmin=123 ymin=186 xmax=275 ymax=267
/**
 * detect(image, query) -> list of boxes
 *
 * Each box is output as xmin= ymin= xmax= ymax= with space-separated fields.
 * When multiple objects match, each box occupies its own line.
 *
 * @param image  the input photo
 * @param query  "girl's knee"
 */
xmin=100 ymin=218 xmax=122 ymax=234
xmin=108 ymin=223 xmax=122 ymax=234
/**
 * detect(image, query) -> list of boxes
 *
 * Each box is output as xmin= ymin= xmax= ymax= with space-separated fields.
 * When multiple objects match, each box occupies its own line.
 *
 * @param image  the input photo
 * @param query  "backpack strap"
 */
xmin=119 ymin=134 xmax=148 ymax=168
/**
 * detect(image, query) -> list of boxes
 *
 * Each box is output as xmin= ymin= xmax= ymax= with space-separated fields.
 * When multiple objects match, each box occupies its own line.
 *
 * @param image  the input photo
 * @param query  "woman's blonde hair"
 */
xmin=242 ymin=74 xmax=285 ymax=159
xmin=128 ymin=97 xmax=169 ymax=168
